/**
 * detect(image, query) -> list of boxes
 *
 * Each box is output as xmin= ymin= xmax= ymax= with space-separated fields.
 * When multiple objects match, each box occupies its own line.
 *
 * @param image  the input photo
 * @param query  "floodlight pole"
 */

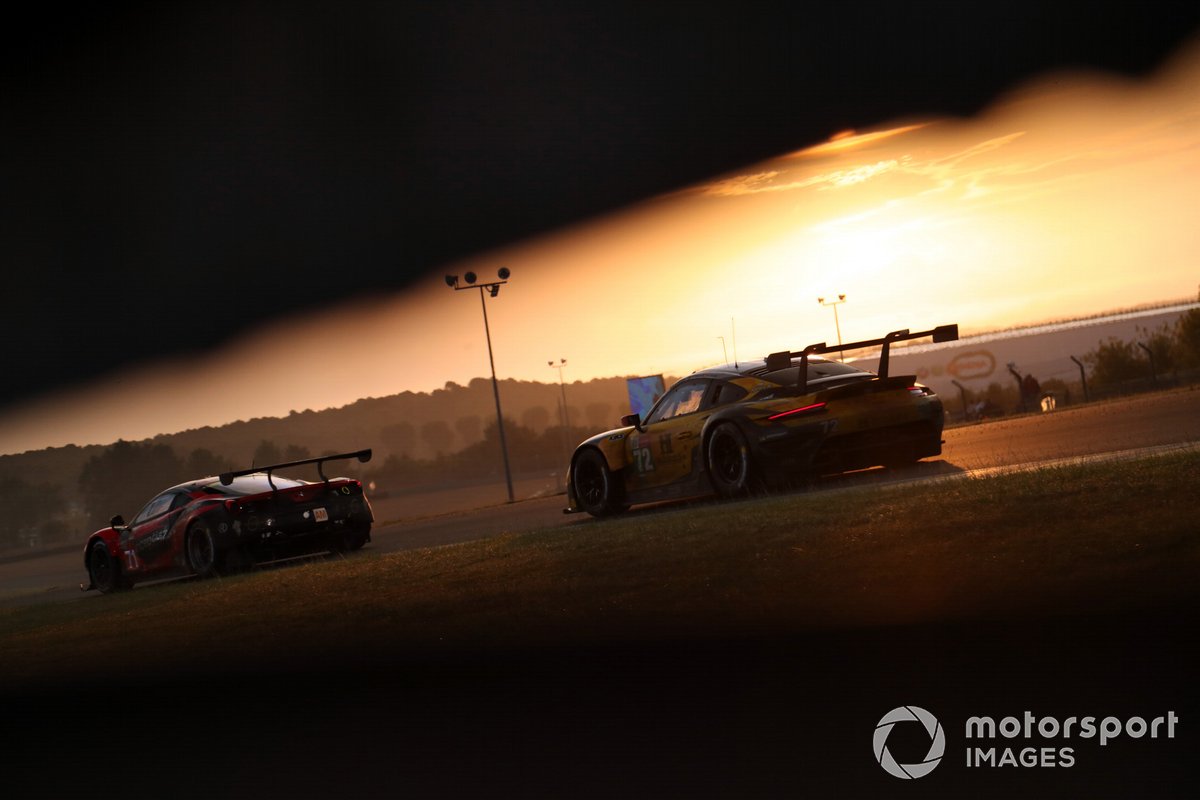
xmin=549 ymin=358 xmax=570 ymax=488
xmin=549 ymin=358 xmax=570 ymax=430
xmin=478 ymin=291 xmax=516 ymax=502
xmin=817 ymin=294 xmax=847 ymax=361
xmin=446 ymin=270 xmax=515 ymax=503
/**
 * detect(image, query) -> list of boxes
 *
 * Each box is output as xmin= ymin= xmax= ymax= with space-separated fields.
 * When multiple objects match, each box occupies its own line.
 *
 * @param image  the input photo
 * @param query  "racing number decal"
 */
xmin=634 ymin=446 xmax=655 ymax=474
xmin=124 ymin=549 xmax=140 ymax=572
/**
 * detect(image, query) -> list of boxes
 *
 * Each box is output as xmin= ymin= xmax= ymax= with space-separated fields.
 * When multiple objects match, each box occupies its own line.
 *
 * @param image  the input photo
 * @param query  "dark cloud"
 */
xmin=4 ymin=2 xmax=1198 ymax=409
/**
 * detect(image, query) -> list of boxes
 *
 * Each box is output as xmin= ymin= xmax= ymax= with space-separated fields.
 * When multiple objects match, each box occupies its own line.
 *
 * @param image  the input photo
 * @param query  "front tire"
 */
xmin=707 ymin=423 xmax=756 ymax=498
xmin=186 ymin=520 xmax=223 ymax=578
xmin=572 ymin=448 xmax=627 ymax=517
xmin=88 ymin=541 xmax=129 ymax=594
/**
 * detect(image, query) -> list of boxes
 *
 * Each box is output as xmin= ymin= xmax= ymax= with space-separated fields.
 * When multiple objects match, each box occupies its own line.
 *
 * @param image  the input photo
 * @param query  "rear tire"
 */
xmin=186 ymin=520 xmax=223 ymax=578
xmin=88 ymin=541 xmax=129 ymax=594
xmin=331 ymin=525 xmax=370 ymax=553
xmin=707 ymin=423 xmax=756 ymax=498
xmin=881 ymin=426 xmax=935 ymax=469
xmin=572 ymin=449 xmax=626 ymax=517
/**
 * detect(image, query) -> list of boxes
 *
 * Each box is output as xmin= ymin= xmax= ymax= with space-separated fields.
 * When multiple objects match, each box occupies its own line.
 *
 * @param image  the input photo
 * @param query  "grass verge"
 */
xmin=3 ymin=451 xmax=1197 ymax=688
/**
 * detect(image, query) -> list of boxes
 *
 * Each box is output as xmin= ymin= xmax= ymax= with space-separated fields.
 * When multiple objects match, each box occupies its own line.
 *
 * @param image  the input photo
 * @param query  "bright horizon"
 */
xmin=3 ymin=37 xmax=1199 ymax=456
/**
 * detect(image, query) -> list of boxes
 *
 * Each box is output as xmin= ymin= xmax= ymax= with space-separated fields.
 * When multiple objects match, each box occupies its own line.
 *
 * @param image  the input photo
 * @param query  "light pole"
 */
xmin=717 ymin=335 xmax=728 ymax=364
xmin=548 ymin=358 xmax=570 ymax=430
xmin=445 ymin=268 xmax=515 ymax=503
xmin=548 ymin=358 xmax=571 ymax=489
xmin=817 ymin=294 xmax=846 ymax=361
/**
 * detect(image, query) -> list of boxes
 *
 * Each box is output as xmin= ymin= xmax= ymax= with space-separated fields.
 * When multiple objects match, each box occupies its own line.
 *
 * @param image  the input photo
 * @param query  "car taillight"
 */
xmin=908 ymin=386 xmax=929 ymax=396
xmin=767 ymin=402 xmax=828 ymax=421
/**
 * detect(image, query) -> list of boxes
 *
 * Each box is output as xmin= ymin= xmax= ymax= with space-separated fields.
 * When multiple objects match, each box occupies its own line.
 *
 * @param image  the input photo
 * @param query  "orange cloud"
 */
xmin=790 ymin=124 xmax=929 ymax=157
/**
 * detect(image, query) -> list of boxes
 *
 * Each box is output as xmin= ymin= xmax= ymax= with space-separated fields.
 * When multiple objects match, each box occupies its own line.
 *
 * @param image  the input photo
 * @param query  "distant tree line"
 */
xmin=0 ymin=476 xmax=68 ymax=550
xmin=1085 ymin=303 xmax=1200 ymax=389
xmin=375 ymin=402 xmax=617 ymax=461
xmin=76 ymin=441 xmax=232 ymax=526
xmin=364 ymin=418 xmax=595 ymax=494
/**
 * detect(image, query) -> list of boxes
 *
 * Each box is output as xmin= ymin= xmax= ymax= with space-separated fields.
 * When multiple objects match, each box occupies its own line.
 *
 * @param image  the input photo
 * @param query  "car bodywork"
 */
xmin=566 ymin=326 xmax=958 ymax=516
xmin=82 ymin=449 xmax=374 ymax=593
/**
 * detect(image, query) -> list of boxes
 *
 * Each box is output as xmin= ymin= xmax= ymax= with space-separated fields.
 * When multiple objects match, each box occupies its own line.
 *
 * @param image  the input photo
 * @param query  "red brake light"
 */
xmin=767 ymin=402 xmax=827 ymax=421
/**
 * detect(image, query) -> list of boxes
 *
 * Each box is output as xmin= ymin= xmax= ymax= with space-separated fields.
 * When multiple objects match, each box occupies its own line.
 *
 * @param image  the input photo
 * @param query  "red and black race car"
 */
xmin=82 ymin=450 xmax=374 ymax=593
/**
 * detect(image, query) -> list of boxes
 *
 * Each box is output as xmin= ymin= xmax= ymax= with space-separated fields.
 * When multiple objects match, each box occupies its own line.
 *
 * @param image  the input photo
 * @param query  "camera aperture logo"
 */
xmin=874 ymin=706 xmax=945 ymax=779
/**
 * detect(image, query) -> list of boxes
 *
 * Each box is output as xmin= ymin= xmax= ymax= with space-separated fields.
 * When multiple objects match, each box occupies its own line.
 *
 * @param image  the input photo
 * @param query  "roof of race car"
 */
xmin=165 ymin=473 xmax=310 ymax=496
xmin=690 ymin=355 xmax=871 ymax=380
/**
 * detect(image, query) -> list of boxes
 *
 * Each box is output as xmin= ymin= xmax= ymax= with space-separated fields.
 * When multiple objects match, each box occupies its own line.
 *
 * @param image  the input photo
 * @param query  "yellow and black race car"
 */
xmin=566 ymin=325 xmax=958 ymax=517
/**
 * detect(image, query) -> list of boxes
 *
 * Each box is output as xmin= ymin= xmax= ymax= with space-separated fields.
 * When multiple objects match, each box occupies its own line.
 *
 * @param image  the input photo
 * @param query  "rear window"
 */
xmin=759 ymin=358 xmax=872 ymax=387
xmin=207 ymin=475 xmax=308 ymax=496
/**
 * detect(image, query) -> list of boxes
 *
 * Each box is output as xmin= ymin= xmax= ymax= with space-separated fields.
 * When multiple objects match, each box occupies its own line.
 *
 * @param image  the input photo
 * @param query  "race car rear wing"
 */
xmin=219 ymin=448 xmax=373 ymax=489
xmin=765 ymin=324 xmax=959 ymax=394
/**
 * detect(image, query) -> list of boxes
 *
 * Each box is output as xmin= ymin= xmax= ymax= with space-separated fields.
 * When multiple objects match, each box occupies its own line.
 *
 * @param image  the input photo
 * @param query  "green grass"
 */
xmin=3 ymin=452 xmax=1198 ymax=687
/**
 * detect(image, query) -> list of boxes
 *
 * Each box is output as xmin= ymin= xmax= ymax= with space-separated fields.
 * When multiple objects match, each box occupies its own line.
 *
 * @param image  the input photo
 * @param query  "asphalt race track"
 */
xmin=4 ymin=388 xmax=1199 ymax=799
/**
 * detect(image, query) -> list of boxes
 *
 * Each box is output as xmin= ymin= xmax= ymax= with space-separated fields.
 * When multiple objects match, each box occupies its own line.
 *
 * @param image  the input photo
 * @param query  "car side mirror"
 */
xmin=110 ymin=514 xmax=126 ymax=528
xmin=620 ymin=413 xmax=644 ymax=432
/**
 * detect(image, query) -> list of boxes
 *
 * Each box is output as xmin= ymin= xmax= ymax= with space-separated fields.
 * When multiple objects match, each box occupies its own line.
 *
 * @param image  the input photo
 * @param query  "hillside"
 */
xmin=146 ymin=375 xmax=643 ymax=464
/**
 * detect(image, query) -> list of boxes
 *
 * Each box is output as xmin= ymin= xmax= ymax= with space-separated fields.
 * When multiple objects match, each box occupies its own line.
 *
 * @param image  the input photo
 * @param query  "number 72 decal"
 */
xmin=633 ymin=446 xmax=655 ymax=473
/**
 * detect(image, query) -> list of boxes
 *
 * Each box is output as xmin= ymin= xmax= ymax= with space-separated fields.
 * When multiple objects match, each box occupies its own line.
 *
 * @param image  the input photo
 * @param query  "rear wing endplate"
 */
xmin=765 ymin=324 xmax=958 ymax=394
xmin=219 ymin=448 xmax=373 ymax=489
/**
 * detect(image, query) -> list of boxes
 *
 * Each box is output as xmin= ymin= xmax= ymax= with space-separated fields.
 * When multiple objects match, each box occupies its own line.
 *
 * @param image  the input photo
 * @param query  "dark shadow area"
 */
xmin=8 ymin=606 xmax=1196 ymax=798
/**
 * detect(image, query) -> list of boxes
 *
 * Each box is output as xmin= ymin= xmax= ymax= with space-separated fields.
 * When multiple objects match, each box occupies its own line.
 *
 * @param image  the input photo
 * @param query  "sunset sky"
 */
xmin=2 ymin=26 xmax=1198 ymax=456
